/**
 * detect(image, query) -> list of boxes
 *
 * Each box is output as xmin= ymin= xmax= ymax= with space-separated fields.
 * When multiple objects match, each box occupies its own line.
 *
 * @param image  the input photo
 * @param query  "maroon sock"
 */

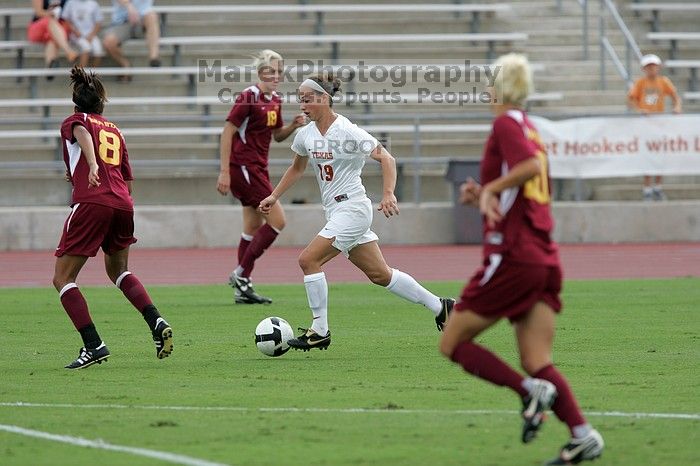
xmin=239 ymin=224 xmax=278 ymax=278
xmin=451 ymin=341 xmax=528 ymax=398
xmin=59 ymin=285 xmax=93 ymax=330
xmin=533 ymin=364 xmax=587 ymax=434
xmin=117 ymin=272 xmax=153 ymax=313
xmin=237 ymin=235 xmax=252 ymax=265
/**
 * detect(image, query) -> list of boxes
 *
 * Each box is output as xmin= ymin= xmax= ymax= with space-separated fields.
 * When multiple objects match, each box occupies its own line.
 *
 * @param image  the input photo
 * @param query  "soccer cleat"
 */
xmin=229 ymin=272 xmax=272 ymax=304
xmin=64 ymin=343 xmax=110 ymax=369
xmin=522 ymin=379 xmax=558 ymax=443
xmin=288 ymin=327 xmax=331 ymax=352
xmin=152 ymin=317 xmax=173 ymax=359
xmin=546 ymin=429 xmax=605 ymax=465
xmin=435 ymin=298 xmax=455 ymax=331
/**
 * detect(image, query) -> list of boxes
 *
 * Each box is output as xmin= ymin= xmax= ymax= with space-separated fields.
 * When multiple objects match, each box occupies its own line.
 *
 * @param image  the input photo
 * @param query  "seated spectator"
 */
xmin=62 ymin=0 xmax=104 ymax=67
xmin=27 ymin=0 xmax=79 ymax=76
xmin=627 ymin=54 xmax=682 ymax=201
xmin=102 ymin=0 xmax=161 ymax=77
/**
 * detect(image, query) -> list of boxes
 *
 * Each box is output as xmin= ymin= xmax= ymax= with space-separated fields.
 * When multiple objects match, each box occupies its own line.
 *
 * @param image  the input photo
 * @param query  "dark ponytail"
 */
xmin=309 ymin=72 xmax=341 ymax=106
xmin=70 ymin=65 xmax=107 ymax=115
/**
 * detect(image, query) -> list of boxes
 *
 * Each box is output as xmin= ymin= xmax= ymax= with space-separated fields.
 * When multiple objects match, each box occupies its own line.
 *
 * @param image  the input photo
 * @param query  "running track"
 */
xmin=0 ymin=243 xmax=698 ymax=287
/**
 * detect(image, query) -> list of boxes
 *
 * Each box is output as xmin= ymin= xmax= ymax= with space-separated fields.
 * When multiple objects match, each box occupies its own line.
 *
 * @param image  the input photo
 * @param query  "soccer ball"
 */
xmin=254 ymin=317 xmax=294 ymax=357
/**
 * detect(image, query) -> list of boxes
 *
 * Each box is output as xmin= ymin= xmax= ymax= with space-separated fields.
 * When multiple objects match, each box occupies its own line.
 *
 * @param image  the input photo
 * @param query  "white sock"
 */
xmin=572 ymin=423 xmax=593 ymax=439
xmin=305 ymin=272 xmax=329 ymax=336
xmin=386 ymin=269 xmax=442 ymax=315
xmin=521 ymin=378 xmax=535 ymax=393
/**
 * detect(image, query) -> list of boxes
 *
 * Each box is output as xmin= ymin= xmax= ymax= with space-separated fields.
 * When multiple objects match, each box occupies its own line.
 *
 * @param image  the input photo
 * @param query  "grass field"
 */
xmin=1 ymin=278 xmax=699 ymax=466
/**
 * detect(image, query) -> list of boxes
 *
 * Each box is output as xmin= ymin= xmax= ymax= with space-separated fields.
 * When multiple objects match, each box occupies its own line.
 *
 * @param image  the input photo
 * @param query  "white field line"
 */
xmin=1 ymin=401 xmax=699 ymax=420
xmin=0 ymin=423 xmax=229 ymax=466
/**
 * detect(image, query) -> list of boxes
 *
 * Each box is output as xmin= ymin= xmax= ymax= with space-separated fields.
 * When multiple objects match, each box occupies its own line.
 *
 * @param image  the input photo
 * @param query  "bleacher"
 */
xmin=0 ymin=0 xmax=699 ymax=206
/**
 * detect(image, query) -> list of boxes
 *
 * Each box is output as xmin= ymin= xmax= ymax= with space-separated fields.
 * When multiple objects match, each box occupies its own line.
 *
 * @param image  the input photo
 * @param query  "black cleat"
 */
xmin=288 ymin=327 xmax=331 ymax=352
xmin=435 ymin=298 xmax=455 ymax=331
xmin=229 ymin=272 xmax=272 ymax=304
xmin=546 ymin=429 xmax=604 ymax=465
xmin=65 ymin=343 xmax=110 ymax=369
xmin=522 ymin=379 xmax=557 ymax=443
xmin=153 ymin=317 xmax=173 ymax=359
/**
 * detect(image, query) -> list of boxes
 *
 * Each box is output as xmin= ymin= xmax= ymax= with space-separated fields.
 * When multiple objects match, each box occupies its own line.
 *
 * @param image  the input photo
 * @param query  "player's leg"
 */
xmin=287 ymin=235 xmax=341 ymax=351
xmin=653 ymin=175 xmax=666 ymax=201
xmin=53 ymin=254 xmax=109 ymax=369
xmin=142 ymin=11 xmax=161 ymax=64
xmin=228 ymin=206 xmax=262 ymax=299
xmin=229 ymin=168 xmax=283 ymax=304
xmin=515 ymin=302 xmax=603 ymax=462
xmin=102 ymin=26 xmax=130 ymax=69
xmin=440 ymin=309 xmax=528 ymax=397
xmin=104 ymin=246 xmax=173 ymax=360
xmin=347 ymin=241 xmax=454 ymax=330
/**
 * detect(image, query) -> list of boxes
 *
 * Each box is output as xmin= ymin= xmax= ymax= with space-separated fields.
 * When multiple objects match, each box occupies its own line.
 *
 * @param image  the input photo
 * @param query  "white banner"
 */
xmin=529 ymin=115 xmax=700 ymax=179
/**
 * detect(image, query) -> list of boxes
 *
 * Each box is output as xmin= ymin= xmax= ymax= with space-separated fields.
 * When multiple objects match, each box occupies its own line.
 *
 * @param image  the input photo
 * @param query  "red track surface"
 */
xmin=0 ymin=243 xmax=698 ymax=288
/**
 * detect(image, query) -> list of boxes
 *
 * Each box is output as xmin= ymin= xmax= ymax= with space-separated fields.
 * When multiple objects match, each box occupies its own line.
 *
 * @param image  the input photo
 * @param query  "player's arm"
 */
xmin=370 ymin=145 xmax=399 ymax=218
xmin=217 ymin=121 xmax=237 ymax=195
xmin=668 ymin=82 xmax=682 ymax=114
xmin=479 ymin=157 xmax=541 ymax=227
xmin=272 ymin=114 xmax=306 ymax=142
xmin=258 ymin=154 xmax=308 ymax=214
xmin=73 ymin=125 xmax=100 ymax=187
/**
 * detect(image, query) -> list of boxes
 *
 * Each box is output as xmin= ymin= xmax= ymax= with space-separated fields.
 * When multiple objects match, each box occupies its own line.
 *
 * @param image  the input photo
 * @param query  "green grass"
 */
xmin=0 ymin=278 xmax=699 ymax=466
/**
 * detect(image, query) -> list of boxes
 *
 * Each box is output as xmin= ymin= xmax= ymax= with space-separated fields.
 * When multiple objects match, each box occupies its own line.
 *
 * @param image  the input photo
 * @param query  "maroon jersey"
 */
xmin=60 ymin=112 xmax=133 ymax=211
xmin=480 ymin=109 xmax=558 ymax=266
xmin=226 ymin=85 xmax=284 ymax=168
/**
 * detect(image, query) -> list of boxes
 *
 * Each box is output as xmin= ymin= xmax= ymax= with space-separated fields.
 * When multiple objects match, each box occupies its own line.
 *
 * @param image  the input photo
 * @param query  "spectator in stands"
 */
xmin=62 ymin=0 xmax=104 ymax=67
xmin=102 ymin=0 xmax=161 ymax=76
xmin=28 ymin=0 xmax=79 ymax=75
xmin=628 ymin=54 xmax=682 ymax=201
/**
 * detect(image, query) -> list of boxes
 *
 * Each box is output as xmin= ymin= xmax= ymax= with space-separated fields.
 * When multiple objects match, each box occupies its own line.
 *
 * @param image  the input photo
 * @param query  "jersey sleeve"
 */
xmin=60 ymin=113 xmax=89 ymax=143
xmin=493 ymin=115 xmax=537 ymax=169
xmin=346 ymin=124 xmax=379 ymax=157
xmin=662 ymin=77 xmax=678 ymax=97
xmin=291 ymin=128 xmax=307 ymax=156
xmin=225 ymin=91 xmax=251 ymax=127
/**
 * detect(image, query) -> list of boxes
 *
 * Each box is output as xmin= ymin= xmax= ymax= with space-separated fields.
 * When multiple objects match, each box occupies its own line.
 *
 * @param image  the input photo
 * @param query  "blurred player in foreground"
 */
xmin=258 ymin=73 xmax=454 ymax=351
xmin=217 ymin=49 xmax=306 ymax=304
xmin=627 ymin=53 xmax=682 ymax=201
xmin=53 ymin=66 xmax=173 ymax=369
xmin=438 ymin=54 xmax=604 ymax=464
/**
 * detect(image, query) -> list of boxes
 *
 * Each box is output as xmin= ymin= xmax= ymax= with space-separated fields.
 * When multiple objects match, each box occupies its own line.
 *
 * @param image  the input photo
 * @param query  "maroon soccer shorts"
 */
xmin=55 ymin=203 xmax=137 ymax=257
xmin=455 ymin=255 xmax=563 ymax=321
xmin=229 ymin=164 xmax=274 ymax=208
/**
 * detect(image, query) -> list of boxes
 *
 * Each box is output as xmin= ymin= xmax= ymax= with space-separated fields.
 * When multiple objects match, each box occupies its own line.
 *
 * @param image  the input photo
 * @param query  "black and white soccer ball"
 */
xmin=254 ymin=317 xmax=294 ymax=357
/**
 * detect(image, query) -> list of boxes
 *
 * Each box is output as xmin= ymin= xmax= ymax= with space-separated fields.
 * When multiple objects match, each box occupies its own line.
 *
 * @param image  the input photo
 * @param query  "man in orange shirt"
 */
xmin=628 ymin=54 xmax=682 ymax=201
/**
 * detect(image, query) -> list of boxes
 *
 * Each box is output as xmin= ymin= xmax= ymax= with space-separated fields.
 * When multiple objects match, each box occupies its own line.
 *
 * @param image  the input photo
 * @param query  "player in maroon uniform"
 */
xmin=217 ymin=49 xmax=305 ymax=304
xmin=438 ymin=54 xmax=604 ymax=464
xmin=53 ymin=66 xmax=173 ymax=370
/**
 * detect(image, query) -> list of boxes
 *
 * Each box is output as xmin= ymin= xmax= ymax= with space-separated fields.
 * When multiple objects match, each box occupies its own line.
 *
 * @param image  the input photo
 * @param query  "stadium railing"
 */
xmin=647 ymin=32 xmax=700 ymax=60
xmin=0 ymin=3 xmax=511 ymax=41
xmin=0 ymin=91 xmax=560 ymax=130
xmin=599 ymin=0 xmax=643 ymax=90
xmin=665 ymin=60 xmax=700 ymax=92
xmin=1 ymin=32 xmax=528 ymax=70
xmin=629 ymin=3 xmax=700 ymax=32
xmin=0 ymin=63 xmax=547 ymax=99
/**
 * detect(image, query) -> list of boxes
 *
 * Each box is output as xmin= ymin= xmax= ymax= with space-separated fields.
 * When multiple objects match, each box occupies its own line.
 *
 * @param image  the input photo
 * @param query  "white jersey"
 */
xmin=291 ymin=114 xmax=378 ymax=209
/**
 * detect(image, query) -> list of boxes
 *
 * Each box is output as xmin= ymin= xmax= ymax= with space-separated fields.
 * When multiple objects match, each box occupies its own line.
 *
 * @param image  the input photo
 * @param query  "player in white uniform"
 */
xmin=258 ymin=74 xmax=455 ymax=351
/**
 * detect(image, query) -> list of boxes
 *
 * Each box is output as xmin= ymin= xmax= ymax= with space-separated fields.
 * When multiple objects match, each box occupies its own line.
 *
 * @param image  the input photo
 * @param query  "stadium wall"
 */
xmin=1 ymin=202 xmax=699 ymax=250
